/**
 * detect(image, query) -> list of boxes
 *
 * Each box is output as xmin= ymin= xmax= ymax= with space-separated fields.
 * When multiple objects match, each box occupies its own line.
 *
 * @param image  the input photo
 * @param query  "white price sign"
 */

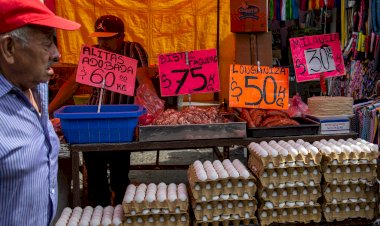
xmin=304 ymin=45 xmax=336 ymax=75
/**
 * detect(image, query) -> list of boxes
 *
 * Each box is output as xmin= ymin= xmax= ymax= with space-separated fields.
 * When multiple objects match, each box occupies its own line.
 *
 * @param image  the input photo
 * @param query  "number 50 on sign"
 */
xmin=229 ymin=64 xmax=289 ymax=110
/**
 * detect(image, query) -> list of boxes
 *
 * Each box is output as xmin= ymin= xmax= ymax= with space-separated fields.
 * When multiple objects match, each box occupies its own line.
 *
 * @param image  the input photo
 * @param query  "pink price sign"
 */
xmin=289 ymin=33 xmax=345 ymax=83
xmin=76 ymin=45 xmax=138 ymax=96
xmin=158 ymin=49 xmax=220 ymax=96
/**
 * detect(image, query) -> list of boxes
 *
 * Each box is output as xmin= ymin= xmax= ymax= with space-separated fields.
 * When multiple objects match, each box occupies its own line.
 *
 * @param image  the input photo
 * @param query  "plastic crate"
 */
xmin=54 ymin=104 xmax=145 ymax=144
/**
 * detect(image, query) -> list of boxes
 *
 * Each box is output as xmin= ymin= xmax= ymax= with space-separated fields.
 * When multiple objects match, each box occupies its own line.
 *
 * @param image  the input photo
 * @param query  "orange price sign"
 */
xmin=229 ymin=64 xmax=289 ymax=110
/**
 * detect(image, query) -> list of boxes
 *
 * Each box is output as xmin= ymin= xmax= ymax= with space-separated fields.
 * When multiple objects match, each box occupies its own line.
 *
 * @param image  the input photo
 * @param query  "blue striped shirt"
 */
xmin=0 ymin=73 xmax=60 ymax=226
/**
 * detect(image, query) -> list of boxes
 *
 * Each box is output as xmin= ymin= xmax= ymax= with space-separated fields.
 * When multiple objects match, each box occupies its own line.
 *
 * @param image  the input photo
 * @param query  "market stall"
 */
xmin=48 ymin=0 xmax=380 ymax=225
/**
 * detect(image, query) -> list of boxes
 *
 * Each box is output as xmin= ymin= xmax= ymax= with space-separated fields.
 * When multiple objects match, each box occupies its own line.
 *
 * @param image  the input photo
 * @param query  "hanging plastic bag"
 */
xmin=135 ymin=82 xmax=165 ymax=124
xmin=287 ymin=93 xmax=308 ymax=118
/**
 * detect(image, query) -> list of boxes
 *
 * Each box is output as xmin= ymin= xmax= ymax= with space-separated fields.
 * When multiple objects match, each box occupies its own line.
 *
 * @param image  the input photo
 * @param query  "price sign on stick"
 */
xmin=76 ymin=45 xmax=138 ymax=96
xmin=289 ymin=33 xmax=345 ymax=83
xmin=158 ymin=49 xmax=220 ymax=96
xmin=229 ymin=64 xmax=289 ymax=110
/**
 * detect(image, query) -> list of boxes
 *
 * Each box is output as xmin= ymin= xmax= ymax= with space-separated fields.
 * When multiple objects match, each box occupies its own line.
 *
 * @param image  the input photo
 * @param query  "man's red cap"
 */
xmin=0 ymin=0 xmax=80 ymax=34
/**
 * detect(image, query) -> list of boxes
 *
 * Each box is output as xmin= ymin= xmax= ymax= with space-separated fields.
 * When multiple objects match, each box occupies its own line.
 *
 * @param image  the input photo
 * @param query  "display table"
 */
xmin=68 ymin=132 xmax=358 ymax=206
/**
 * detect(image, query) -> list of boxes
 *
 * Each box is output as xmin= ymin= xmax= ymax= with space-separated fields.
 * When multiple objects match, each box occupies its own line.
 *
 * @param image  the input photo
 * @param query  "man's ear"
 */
xmin=0 ymin=35 xmax=16 ymax=64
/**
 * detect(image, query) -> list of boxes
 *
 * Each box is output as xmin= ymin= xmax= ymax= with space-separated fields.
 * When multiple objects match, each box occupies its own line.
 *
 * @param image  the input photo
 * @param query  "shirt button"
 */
xmin=51 ymin=189 xmax=55 ymax=194
xmin=12 ymin=94 xmax=16 ymax=98
xmin=30 ymin=107 xmax=35 ymax=111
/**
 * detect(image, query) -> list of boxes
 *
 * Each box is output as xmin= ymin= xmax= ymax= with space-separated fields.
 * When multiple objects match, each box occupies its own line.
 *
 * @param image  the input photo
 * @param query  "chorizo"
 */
xmin=249 ymin=109 xmax=266 ymax=127
xmin=261 ymin=115 xmax=286 ymax=127
xmin=240 ymin=108 xmax=255 ymax=128
xmin=265 ymin=118 xmax=300 ymax=127
xmin=266 ymin=109 xmax=290 ymax=118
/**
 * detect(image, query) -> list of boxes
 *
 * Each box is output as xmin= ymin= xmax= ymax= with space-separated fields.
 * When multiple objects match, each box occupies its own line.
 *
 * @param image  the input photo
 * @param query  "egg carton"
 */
xmin=323 ymin=163 xmax=377 ymax=183
xmin=259 ymin=166 xmax=322 ymax=187
xmin=258 ymin=185 xmax=321 ymax=206
xmin=191 ymin=197 xmax=257 ymax=221
xmin=192 ymin=215 xmax=258 ymax=226
xmin=323 ymin=181 xmax=378 ymax=203
xmin=322 ymin=149 xmax=379 ymax=163
xmin=123 ymin=213 xmax=189 ymax=226
xmin=258 ymin=204 xmax=322 ymax=226
xmin=248 ymin=146 xmax=322 ymax=170
xmin=124 ymin=206 xmax=189 ymax=217
xmin=322 ymin=201 xmax=376 ymax=222
xmin=321 ymin=158 xmax=377 ymax=170
xmin=188 ymin=165 xmax=257 ymax=201
xmin=123 ymin=199 xmax=188 ymax=216
xmin=55 ymin=205 xmax=124 ymax=226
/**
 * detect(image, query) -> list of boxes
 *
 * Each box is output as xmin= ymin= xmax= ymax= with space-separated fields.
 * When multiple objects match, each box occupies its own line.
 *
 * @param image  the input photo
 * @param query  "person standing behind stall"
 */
xmin=0 ymin=0 xmax=80 ymax=225
xmin=49 ymin=15 xmax=157 ymax=206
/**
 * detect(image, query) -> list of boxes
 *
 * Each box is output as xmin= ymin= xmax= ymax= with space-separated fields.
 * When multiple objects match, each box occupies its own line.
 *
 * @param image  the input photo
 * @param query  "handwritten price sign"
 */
xmin=229 ymin=64 xmax=289 ymax=110
xmin=76 ymin=45 xmax=138 ymax=96
xmin=289 ymin=33 xmax=345 ymax=82
xmin=158 ymin=49 xmax=220 ymax=96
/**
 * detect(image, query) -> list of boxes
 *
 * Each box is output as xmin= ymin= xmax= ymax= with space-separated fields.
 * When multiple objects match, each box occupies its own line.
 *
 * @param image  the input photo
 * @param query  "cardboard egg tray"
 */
xmin=192 ymin=215 xmax=258 ymax=226
xmin=259 ymin=166 xmax=322 ymax=187
xmin=323 ymin=150 xmax=379 ymax=163
xmin=323 ymin=182 xmax=378 ymax=203
xmin=323 ymin=163 xmax=377 ymax=183
xmin=258 ymin=185 xmax=321 ymax=206
xmin=188 ymin=165 xmax=257 ymax=201
xmin=123 ymin=213 xmax=189 ymax=226
xmin=248 ymin=149 xmax=322 ymax=178
xmin=258 ymin=205 xmax=322 ymax=226
xmin=191 ymin=197 xmax=257 ymax=221
xmin=322 ymin=201 xmax=376 ymax=222
xmin=122 ymin=199 xmax=188 ymax=216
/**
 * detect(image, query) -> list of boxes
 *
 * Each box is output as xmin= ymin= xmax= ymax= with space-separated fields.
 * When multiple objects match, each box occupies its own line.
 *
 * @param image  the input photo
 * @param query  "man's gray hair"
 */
xmin=0 ymin=26 xmax=33 ymax=47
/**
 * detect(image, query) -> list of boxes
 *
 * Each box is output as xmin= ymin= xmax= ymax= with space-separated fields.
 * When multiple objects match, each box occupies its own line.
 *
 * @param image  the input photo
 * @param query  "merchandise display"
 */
xmin=139 ymin=107 xmax=247 ymax=142
xmin=318 ymin=138 xmax=378 ymax=222
xmin=55 ymin=205 xmax=124 ymax=226
xmin=188 ymin=159 xmax=258 ymax=225
xmin=122 ymin=183 xmax=189 ymax=226
xmin=248 ymin=139 xmax=323 ymax=225
xmin=248 ymin=138 xmax=379 ymax=225
xmin=55 ymin=139 xmax=379 ymax=226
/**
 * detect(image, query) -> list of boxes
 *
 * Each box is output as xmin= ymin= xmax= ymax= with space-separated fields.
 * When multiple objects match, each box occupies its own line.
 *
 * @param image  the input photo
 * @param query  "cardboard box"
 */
xmin=230 ymin=0 xmax=268 ymax=33
xmin=235 ymin=32 xmax=273 ymax=67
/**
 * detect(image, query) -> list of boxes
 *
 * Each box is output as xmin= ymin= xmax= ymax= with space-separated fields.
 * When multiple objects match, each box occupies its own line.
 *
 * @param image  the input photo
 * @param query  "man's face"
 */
xmin=97 ymin=34 xmax=124 ymax=53
xmin=11 ymin=26 xmax=60 ymax=90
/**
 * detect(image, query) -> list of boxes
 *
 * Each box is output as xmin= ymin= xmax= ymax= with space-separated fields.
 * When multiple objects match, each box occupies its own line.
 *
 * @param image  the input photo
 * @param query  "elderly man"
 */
xmin=0 ymin=0 xmax=80 ymax=225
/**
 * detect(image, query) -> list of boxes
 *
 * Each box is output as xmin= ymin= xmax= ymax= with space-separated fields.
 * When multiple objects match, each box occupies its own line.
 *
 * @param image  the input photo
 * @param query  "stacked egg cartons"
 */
xmin=248 ymin=140 xmax=323 ymax=226
xmin=122 ymin=183 xmax=189 ymax=226
xmin=188 ymin=159 xmax=258 ymax=226
xmin=55 ymin=205 xmax=124 ymax=226
xmin=315 ymin=138 xmax=379 ymax=222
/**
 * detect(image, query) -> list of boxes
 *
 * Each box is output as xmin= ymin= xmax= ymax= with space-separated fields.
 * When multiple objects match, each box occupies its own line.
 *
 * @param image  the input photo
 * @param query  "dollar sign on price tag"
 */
xmin=229 ymin=64 xmax=289 ymax=110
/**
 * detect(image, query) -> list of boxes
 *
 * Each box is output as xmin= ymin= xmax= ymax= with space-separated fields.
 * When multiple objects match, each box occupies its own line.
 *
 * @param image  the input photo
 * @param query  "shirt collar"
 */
xmin=0 ymin=72 xmax=14 ymax=98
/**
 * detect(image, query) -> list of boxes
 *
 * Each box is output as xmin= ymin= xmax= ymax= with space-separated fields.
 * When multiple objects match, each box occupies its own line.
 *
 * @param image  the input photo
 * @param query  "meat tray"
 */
xmin=247 ymin=117 xmax=320 ymax=138
xmin=138 ymin=114 xmax=246 ymax=142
